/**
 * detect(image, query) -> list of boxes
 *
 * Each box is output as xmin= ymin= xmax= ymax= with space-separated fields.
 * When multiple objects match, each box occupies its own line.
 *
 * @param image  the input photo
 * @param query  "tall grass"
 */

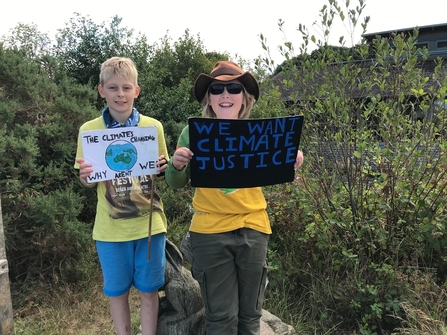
xmin=13 ymin=272 xmax=143 ymax=335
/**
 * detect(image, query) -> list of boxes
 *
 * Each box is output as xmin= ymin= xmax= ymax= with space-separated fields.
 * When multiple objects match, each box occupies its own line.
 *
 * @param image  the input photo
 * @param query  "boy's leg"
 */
xmin=134 ymin=234 xmax=166 ymax=335
xmin=110 ymin=291 xmax=131 ymax=335
xmin=96 ymin=241 xmax=135 ymax=335
xmin=138 ymin=291 xmax=159 ymax=335
xmin=236 ymin=228 xmax=269 ymax=335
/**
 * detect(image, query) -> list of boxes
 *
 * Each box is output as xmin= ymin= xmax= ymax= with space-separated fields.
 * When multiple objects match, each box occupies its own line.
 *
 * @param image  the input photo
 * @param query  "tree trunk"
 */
xmin=0 ymin=197 xmax=14 ymax=334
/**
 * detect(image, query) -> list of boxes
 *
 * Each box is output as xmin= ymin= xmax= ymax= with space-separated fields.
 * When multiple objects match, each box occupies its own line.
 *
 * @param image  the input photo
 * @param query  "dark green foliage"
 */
xmin=0 ymin=16 xmax=224 ymax=312
xmin=260 ymin=10 xmax=447 ymax=333
xmin=0 ymin=45 xmax=98 ymax=301
xmin=2 ymin=3 xmax=447 ymax=334
xmin=136 ymin=31 xmax=228 ymax=125
xmin=272 ymin=44 xmax=374 ymax=76
xmin=53 ymin=14 xmax=152 ymax=110
xmin=134 ymin=31 xmax=228 ymax=153
xmin=53 ymin=14 xmax=135 ymax=86
xmin=157 ymin=181 xmax=193 ymax=248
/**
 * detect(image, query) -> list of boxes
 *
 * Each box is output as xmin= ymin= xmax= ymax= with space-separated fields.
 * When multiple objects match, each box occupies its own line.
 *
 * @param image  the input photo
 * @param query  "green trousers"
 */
xmin=190 ymin=228 xmax=269 ymax=335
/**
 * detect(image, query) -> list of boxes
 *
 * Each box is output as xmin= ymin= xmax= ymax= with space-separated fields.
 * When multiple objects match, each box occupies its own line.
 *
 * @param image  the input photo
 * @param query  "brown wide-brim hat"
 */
xmin=194 ymin=61 xmax=260 ymax=103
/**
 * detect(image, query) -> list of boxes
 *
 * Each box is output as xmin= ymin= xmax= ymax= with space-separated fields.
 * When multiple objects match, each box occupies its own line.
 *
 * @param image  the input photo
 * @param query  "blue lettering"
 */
xmin=227 ymin=155 xmax=235 ymax=168
xmin=247 ymin=118 xmax=287 ymax=135
xmin=194 ymin=122 xmax=214 ymax=134
xmin=241 ymin=153 xmax=254 ymax=168
xmin=272 ymin=134 xmax=284 ymax=148
xmin=247 ymin=122 xmax=264 ymax=134
xmin=288 ymin=117 xmax=301 ymax=131
xmin=256 ymin=152 xmax=269 ymax=168
xmin=286 ymin=147 xmax=297 ymax=163
xmin=115 ymin=170 xmax=132 ymax=178
xmin=213 ymin=157 xmax=225 ymax=170
xmin=254 ymin=135 xmax=269 ymax=151
xmin=87 ymin=170 xmax=107 ymax=181
xmin=272 ymin=151 xmax=282 ymax=165
xmin=198 ymin=139 xmax=210 ymax=152
xmin=219 ymin=122 xmax=231 ymax=135
xmin=285 ymin=131 xmax=295 ymax=146
xmin=214 ymin=138 xmax=224 ymax=152
xmin=196 ymin=157 xmax=210 ymax=169
xmin=276 ymin=118 xmax=286 ymax=133
xmin=225 ymin=137 xmax=238 ymax=151
xmin=240 ymin=135 xmax=256 ymax=151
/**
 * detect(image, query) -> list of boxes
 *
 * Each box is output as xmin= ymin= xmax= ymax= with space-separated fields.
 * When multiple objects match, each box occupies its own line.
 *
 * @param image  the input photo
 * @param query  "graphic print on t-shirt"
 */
xmin=105 ymin=175 xmax=160 ymax=219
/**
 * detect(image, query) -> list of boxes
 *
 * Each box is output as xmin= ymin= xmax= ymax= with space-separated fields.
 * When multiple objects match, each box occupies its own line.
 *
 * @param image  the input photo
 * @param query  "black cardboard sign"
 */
xmin=188 ymin=116 xmax=304 ymax=188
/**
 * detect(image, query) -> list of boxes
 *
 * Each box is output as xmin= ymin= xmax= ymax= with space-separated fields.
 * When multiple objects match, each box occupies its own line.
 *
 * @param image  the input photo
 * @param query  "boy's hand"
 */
xmin=76 ymin=158 xmax=95 ymax=186
xmin=172 ymin=147 xmax=194 ymax=171
xmin=156 ymin=155 xmax=168 ymax=177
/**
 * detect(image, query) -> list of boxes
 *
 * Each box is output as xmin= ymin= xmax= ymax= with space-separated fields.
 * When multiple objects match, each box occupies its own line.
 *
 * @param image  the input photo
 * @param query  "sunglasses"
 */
xmin=209 ymin=83 xmax=244 ymax=95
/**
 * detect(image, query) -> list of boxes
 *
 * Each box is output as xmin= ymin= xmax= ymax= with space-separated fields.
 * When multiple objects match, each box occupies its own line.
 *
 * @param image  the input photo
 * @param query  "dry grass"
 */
xmin=392 ymin=301 xmax=447 ymax=335
xmin=13 ymin=271 xmax=143 ymax=335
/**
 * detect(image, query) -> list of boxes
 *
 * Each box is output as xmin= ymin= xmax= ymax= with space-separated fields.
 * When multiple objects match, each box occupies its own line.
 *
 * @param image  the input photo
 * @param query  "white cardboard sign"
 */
xmin=81 ymin=126 xmax=159 ymax=182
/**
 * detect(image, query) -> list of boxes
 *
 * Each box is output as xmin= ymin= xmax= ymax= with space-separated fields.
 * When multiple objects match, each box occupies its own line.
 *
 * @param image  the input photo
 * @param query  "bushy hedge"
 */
xmin=0 ymin=46 xmax=101 ymax=306
xmin=258 ymin=13 xmax=447 ymax=334
xmin=1 ymin=2 xmax=447 ymax=333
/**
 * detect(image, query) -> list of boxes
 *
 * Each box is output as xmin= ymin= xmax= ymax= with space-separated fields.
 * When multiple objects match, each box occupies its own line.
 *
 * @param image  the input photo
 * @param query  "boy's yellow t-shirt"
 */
xmin=74 ymin=115 xmax=169 ymax=242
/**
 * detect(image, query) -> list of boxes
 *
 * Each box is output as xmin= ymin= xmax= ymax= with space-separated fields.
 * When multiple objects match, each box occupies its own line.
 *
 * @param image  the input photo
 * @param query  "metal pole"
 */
xmin=0 ymin=197 xmax=14 ymax=334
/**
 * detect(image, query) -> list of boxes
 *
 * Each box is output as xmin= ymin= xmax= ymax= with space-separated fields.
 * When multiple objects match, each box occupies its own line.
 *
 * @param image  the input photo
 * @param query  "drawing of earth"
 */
xmin=105 ymin=140 xmax=138 ymax=171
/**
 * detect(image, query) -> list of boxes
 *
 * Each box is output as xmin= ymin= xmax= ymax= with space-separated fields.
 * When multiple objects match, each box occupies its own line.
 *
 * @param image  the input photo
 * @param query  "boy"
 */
xmin=75 ymin=57 xmax=168 ymax=335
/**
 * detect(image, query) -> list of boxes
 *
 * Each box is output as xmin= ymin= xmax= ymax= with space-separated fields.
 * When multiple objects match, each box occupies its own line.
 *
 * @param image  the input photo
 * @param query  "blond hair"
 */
xmin=99 ymin=57 xmax=138 ymax=86
xmin=200 ymin=83 xmax=256 ymax=119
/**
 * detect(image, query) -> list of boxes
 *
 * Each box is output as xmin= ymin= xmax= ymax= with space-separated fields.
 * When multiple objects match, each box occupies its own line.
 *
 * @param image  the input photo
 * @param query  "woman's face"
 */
xmin=209 ymin=80 xmax=244 ymax=119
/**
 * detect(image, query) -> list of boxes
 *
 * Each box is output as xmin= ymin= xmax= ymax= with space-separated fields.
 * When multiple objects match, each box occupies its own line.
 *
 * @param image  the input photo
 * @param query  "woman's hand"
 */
xmin=294 ymin=150 xmax=304 ymax=170
xmin=172 ymin=147 xmax=194 ymax=170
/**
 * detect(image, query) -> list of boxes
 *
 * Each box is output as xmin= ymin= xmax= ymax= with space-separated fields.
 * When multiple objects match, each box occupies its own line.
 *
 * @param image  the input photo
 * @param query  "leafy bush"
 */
xmin=259 ymin=2 xmax=447 ymax=334
xmin=0 ymin=45 xmax=99 ymax=305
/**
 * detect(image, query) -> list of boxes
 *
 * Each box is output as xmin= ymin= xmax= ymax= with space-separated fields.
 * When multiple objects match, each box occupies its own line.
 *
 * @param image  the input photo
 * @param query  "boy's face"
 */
xmin=98 ymin=75 xmax=140 ymax=123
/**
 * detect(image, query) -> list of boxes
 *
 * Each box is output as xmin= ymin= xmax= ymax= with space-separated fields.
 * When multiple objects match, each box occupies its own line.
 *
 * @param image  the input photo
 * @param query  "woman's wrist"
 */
xmin=173 ymin=163 xmax=186 ymax=172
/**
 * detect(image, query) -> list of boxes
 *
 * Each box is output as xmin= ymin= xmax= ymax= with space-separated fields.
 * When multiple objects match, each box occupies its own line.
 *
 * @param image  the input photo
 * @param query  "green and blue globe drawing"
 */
xmin=105 ymin=140 xmax=138 ymax=171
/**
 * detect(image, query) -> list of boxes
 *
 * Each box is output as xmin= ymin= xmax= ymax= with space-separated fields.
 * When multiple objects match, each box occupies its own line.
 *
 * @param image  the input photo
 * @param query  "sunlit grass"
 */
xmin=13 ymin=272 xmax=142 ymax=335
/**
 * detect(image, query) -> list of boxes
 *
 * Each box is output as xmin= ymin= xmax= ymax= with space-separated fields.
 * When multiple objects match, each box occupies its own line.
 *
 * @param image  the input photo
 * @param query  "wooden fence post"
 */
xmin=0 ymin=197 xmax=14 ymax=334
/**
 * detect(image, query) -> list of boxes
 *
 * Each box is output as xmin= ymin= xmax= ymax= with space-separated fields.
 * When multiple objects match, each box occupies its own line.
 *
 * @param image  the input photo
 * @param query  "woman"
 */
xmin=165 ymin=61 xmax=304 ymax=335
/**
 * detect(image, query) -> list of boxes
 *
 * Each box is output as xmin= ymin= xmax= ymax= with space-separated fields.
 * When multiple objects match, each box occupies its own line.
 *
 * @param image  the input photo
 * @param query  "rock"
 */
xmin=156 ymin=239 xmax=296 ymax=335
xmin=156 ymin=239 xmax=205 ymax=335
xmin=261 ymin=310 xmax=297 ymax=335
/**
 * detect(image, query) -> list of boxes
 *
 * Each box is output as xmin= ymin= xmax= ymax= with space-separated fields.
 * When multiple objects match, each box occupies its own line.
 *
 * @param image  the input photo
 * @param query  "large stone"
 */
xmin=156 ymin=239 xmax=205 ymax=335
xmin=156 ymin=239 xmax=296 ymax=335
xmin=261 ymin=310 xmax=297 ymax=335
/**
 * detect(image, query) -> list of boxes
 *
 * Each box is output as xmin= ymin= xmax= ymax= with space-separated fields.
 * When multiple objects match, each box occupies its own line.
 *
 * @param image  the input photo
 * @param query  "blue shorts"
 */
xmin=96 ymin=233 xmax=166 ymax=297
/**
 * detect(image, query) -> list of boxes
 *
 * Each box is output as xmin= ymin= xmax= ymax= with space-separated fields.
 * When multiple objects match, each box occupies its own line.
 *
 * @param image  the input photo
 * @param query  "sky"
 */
xmin=1 ymin=0 xmax=446 ymax=66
